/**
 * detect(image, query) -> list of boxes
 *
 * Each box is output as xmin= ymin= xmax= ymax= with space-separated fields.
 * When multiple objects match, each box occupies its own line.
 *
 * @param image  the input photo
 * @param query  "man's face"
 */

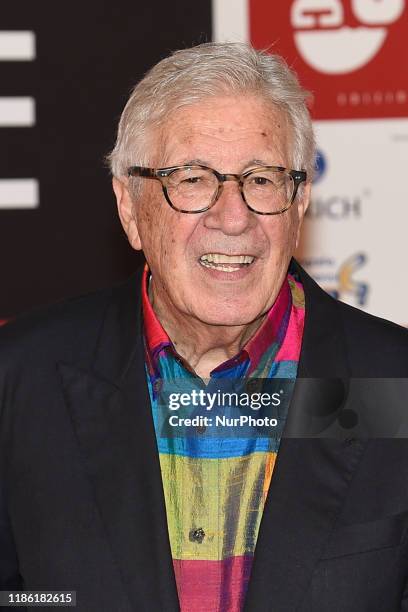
xmin=115 ymin=95 xmax=310 ymax=327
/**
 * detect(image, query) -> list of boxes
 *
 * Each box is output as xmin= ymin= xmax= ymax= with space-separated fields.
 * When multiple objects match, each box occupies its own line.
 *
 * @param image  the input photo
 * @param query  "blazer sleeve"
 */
xmin=401 ymin=578 xmax=408 ymax=611
xmin=0 ymin=349 xmax=23 ymax=592
xmin=0 ymin=380 xmax=26 ymax=611
xmin=0 ymin=472 xmax=23 ymax=589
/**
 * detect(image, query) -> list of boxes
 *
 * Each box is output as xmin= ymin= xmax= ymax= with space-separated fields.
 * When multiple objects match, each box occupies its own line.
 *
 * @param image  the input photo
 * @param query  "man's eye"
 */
xmin=251 ymin=176 xmax=270 ymax=186
xmin=182 ymin=176 xmax=201 ymax=184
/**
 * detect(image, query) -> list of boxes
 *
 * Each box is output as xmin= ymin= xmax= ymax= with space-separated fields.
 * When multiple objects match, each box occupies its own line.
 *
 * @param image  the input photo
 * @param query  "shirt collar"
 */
xmin=142 ymin=262 xmax=292 ymax=375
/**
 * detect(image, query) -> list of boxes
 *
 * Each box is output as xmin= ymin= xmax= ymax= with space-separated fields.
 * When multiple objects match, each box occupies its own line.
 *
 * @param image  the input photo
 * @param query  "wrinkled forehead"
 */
xmin=150 ymin=94 xmax=294 ymax=168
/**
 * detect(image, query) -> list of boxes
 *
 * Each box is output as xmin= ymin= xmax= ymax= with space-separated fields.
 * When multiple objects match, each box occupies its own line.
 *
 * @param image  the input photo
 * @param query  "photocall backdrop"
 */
xmin=215 ymin=0 xmax=408 ymax=326
xmin=1 ymin=0 xmax=407 ymax=325
xmin=0 ymin=1 xmax=211 ymax=320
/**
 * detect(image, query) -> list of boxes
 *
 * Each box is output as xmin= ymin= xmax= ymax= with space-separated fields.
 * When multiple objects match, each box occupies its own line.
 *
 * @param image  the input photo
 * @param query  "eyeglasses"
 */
xmin=127 ymin=164 xmax=307 ymax=215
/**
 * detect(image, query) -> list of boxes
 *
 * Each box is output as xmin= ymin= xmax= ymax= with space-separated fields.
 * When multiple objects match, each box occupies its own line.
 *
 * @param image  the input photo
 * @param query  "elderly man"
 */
xmin=1 ymin=42 xmax=408 ymax=612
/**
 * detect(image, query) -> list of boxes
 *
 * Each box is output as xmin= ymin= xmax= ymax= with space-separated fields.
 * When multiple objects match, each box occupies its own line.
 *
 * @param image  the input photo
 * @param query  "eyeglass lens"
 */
xmin=165 ymin=167 xmax=295 ymax=213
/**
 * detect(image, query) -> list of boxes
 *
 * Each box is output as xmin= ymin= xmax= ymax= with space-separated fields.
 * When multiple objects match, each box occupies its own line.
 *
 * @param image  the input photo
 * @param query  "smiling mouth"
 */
xmin=199 ymin=253 xmax=256 ymax=272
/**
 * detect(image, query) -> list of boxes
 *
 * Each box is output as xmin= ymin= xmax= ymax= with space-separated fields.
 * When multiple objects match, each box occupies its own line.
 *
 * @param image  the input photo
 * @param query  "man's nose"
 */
xmin=203 ymin=180 xmax=256 ymax=235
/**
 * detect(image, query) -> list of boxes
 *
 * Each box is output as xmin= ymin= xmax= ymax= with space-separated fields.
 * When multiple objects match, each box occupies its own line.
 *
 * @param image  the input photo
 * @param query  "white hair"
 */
xmin=107 ymin=42 xmax=315 ymax=188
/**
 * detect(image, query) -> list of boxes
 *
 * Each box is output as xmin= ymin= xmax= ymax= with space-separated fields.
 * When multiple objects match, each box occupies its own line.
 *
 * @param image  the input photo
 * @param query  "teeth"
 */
xmin=200 ymin=261 xmax=241 ymax=272
xmin=200 ymin=253 xmax=255 ymax=264
xmin=199 ymin=253 xmax=256 ymax=273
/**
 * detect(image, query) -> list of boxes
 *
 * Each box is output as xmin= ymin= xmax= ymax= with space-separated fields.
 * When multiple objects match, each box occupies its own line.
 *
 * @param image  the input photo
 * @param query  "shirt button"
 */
xmin=189 ymin=527 xmax=205 ymax=543
xmin=196 ymin=424 xmax=206 ymax=434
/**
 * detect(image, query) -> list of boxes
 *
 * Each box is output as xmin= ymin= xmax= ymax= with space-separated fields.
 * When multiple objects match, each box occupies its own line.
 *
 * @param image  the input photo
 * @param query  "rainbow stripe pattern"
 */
xmin=142 ymin=264 xmax=305 ymax=611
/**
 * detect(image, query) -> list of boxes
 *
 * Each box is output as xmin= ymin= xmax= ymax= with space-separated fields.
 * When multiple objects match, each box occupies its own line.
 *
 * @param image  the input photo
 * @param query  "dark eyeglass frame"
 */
xmin=127 ymin=164 xmax=307 ymax=215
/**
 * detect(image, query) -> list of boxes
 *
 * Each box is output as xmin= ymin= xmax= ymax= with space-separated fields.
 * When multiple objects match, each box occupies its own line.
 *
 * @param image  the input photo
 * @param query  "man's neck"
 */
xmin=148 ymin=277 xmax=266 ymax=378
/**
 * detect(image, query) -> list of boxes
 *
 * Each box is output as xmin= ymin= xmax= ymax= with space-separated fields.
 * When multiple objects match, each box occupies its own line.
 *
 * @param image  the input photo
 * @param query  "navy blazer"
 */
xmin=1 ymin=260 xmax=408 ymax=611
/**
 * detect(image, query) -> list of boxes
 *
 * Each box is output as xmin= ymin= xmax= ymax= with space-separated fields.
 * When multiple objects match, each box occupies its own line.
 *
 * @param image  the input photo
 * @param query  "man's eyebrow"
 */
xmin=175 ymin=158 xmax=278 ymax=169
xmin=182 ymin=158 xmax=209 ymax=166
xmin=248 ymin=159 xmax=269 ymax=167
xmin=244 ymin=159 xmax=283 ymax=170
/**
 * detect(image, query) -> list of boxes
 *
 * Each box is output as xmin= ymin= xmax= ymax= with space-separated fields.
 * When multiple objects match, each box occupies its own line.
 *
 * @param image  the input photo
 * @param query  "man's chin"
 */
xmin=192 ymin=307 xmax=265 ymax=328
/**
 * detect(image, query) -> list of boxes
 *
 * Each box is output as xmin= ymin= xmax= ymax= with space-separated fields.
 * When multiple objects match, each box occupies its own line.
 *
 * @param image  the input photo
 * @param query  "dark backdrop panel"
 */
xmin=1 ymin=1 xmax=212 ymax=318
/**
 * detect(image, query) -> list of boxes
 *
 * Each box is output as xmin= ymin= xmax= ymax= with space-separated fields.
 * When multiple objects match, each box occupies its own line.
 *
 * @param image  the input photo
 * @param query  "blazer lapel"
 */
xmin=244 ymin=437 xmax=367 ymax=611
xmin=244 ymin=261 xmax=369 ymax=611
xmin=58 ymin=270 xmax=179 ymax=612
xmin=57 ymin=259 xmax=369 ymax=612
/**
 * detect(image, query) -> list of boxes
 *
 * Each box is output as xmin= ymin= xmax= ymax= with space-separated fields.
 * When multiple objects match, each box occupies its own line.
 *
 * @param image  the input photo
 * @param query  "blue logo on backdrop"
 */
xmin=313 ymin=149 xmax=327 ymax=183
xmin=300 ymin=253 xmax=369 ymax=307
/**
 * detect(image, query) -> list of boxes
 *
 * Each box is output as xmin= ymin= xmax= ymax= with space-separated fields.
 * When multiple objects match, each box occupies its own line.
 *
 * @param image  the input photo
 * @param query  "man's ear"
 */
xmin=295 ymin=181 xmax=311 ymax=249
xmin=112 ymin=177 xmax=142 ymax=250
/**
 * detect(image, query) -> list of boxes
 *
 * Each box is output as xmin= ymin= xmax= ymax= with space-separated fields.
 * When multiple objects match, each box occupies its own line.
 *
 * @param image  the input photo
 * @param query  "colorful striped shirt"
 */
xmin=142 ymin=264 xmax=305 ymax=611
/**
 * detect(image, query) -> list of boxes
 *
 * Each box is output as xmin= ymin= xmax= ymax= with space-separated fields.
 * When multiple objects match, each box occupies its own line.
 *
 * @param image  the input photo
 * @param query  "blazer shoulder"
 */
xmin=0 ymin=276 xmax=137 ymax=367
xmin=337 ymin=298 xmax=408 ymax=344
